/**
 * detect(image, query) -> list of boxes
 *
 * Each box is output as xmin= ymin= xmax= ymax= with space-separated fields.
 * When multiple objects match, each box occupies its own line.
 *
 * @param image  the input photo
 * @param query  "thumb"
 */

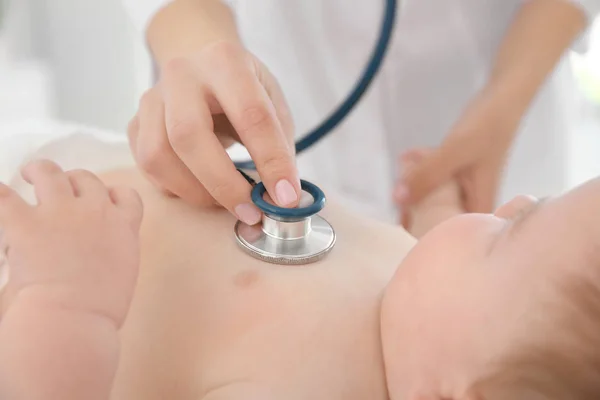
xmin=400 ymin=144 xmax=464 ymax=205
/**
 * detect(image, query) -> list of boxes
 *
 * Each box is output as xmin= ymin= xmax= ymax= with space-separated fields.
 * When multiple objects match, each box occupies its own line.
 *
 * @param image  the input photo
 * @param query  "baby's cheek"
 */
xmin=379 ymin=239 xmax=474 ymax=396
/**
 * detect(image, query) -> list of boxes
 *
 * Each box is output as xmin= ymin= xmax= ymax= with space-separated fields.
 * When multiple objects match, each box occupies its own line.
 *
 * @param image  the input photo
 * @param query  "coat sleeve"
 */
xmin=120 ymin=0 xmax=174 ymax=33
xmin=121 ymin=0 xmax=238 ymax=33
xmin=562 ymin=0 xmax=600 ymax=52
xmin=568 ymin=0 xmax=600 ymax=19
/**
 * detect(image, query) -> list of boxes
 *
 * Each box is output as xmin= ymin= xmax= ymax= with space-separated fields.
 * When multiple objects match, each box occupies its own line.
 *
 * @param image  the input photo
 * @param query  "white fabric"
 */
xmin=570 ymin=0 xmax=600 ymax=51
xmin=122 ymin=0 xmax=599 ymax=222
xmin=121 ymin=0 xmax=173 ymax=32
xmin=571 ymin=0 xmax=600 ymax=21
xmin=0 ymin=58 xmax=55 ymax=123
xmin=0 ymin=120 xmax=134 ymax=204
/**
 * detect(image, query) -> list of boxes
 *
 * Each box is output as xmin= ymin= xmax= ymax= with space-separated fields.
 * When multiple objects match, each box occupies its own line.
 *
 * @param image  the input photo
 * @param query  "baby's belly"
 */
xmin=100 ymin=168 xmax=412 ymax=400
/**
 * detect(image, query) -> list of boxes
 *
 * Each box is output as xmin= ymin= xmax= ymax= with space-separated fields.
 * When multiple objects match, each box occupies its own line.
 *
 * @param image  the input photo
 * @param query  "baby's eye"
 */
xmin=507 ymin=197 xmax=549 ymax=234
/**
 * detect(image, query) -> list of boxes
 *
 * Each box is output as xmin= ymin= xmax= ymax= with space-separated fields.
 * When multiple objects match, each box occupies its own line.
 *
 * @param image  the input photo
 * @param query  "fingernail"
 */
xmin=275 ymin=179 xmax=298 ymax=206
xmin=235 ymin=203 xmax=262 ymax=226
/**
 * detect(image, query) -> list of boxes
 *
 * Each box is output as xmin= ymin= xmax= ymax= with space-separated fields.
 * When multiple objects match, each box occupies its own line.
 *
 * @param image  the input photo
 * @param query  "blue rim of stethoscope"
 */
xmin=235 ymin=0 xmax=398 ymax=219
xmin=251 ymin=180 xmax=326 ymax=219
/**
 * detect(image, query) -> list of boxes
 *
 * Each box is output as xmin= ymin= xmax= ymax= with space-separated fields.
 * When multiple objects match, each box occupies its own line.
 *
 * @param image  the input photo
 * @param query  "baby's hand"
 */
xmin=0 ymin=160 xmax=143 ymax=327
xmin=0 ymin=160 xmax=143 ymax=399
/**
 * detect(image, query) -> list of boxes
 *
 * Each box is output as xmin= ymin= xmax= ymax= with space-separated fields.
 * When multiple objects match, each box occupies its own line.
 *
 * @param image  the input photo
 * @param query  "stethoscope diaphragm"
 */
xmin=234 ymin=180 xmax=336 ymax=265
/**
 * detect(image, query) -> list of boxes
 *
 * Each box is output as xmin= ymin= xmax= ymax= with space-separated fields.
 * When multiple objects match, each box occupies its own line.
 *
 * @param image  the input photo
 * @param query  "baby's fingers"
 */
xmin=66 ymin=169 xmax=110 ymax=200
xmin=109 ymin=187 xmax=144 ymax=231
xmin=21 ymin=160 xmax=72 ymax=204
xmin=0 ymin=183 xmax=30 ymax=228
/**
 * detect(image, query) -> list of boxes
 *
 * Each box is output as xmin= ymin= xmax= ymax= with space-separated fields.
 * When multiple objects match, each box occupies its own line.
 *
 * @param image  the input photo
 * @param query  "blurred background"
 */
xmin=0 ymin=0 xmax=599 ymax=185
xmin=0 ymin=0 xmax=152 ymax=131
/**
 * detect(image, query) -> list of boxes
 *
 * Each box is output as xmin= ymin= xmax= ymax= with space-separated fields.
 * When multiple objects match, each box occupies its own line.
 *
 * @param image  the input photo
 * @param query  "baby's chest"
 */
xmin=110 ymin=267 xmax=387 ymax=400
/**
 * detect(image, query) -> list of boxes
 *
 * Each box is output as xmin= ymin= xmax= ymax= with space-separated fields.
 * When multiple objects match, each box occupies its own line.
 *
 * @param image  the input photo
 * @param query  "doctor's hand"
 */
xmin=396 ymin=91 xmax=519 ymax=214
xmin=128 ymin=41 xmax=300 ymax=226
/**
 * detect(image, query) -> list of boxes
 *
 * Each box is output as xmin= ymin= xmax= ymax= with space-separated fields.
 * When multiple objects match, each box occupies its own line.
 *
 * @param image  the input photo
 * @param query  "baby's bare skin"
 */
xmin=0 ymin=159 xmax=461 ymax=400
xmin=5 ymin=148 xmax=599 ymax=399
xmin=101 ymin=167 xmax=413 ymax=400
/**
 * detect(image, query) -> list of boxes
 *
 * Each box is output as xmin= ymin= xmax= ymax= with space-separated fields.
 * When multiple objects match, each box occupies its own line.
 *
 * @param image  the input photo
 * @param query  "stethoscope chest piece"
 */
xmin=234 ymin=180 xmax=336 ymax=265
xmin=232 ymin=0 xmax=397 ymax=263
xmin=234 ymin=214 xmax=336 ymax=265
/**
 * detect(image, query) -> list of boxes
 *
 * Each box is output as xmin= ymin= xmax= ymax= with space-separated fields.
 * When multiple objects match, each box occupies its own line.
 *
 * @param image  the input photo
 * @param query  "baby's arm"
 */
xmin=0 ymin=160 xmax=143 ymax=400
xmin=0 ymin=292 xmax=120 ymax=400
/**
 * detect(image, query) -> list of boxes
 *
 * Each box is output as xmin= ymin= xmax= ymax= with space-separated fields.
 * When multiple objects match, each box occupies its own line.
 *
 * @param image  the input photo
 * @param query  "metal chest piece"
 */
xmin=234 ymin=180 xmax=336 ymax=265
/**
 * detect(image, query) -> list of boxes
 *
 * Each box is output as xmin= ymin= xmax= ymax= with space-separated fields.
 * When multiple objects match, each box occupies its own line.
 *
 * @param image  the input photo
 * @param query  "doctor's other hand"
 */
xmin=395 ymin=92 xmax=519 ymax=214
xmin=127 ymin=40 xmax=300 ymax=226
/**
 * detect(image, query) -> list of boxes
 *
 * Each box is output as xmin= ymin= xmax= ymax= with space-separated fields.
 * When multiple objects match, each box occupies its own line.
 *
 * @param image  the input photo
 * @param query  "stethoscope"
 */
xmin=234 ymin=0 xmax=398 ymax=265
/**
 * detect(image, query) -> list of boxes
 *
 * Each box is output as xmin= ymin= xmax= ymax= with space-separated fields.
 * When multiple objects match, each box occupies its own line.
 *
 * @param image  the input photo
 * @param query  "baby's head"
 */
xmin=381 ymin=177 xmax=600 ymax=399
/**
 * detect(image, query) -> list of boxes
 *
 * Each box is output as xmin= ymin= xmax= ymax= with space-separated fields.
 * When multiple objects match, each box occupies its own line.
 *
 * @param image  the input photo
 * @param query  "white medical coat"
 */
xmin=123 ymin=0 xmax=600 ymax=222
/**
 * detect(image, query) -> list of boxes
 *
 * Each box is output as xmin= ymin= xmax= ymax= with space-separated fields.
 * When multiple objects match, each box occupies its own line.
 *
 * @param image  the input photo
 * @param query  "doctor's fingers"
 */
xmin=256 ymin=60 xmax=296 ymax=149
xmin=203 ymin=53 xmax=300 ymax=208
xmin=208 ymin=63 xmax=295 ymax=150
xmin=133 ymin=88 xmax=215 ymax=207
xmin=399 ymin=140 xmax=473 ymax=205
xmin=206 ymin=67 xmax=295 ymax=151
xmin=160 ymin=63 xmax=263 ymax=225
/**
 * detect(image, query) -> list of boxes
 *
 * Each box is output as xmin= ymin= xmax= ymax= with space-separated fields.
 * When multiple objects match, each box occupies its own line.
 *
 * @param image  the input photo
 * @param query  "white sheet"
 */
xmin=0 ymin=119 xmax=135 ymax=202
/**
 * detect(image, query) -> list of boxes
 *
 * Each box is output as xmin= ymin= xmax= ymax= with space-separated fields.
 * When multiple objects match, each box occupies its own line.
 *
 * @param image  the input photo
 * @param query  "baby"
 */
xmin=0 ymin=148 xmax=600 ymax=400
